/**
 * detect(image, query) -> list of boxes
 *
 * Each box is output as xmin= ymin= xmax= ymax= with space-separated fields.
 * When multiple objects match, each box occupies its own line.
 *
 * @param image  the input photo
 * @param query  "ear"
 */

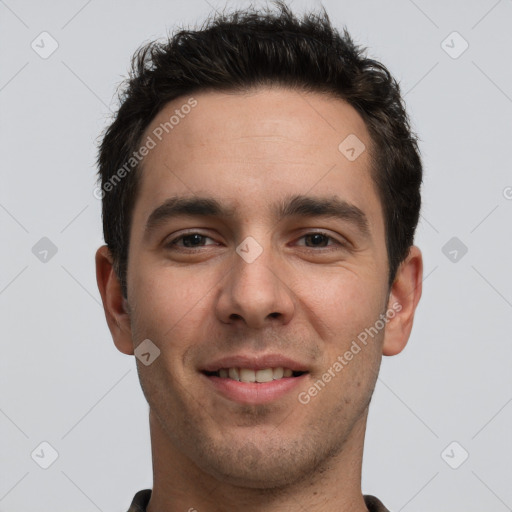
xmin=382 ymin=245 xmax=423 ymax=356
xmin=95 ymin=245 xmax=134 ymax=355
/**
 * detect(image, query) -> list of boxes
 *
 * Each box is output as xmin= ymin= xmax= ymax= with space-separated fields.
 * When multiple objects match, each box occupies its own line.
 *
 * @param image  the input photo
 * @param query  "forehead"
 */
xmin=142 ymin=86 xmax=370 ymax=160
xmin=132 ymin=86 xmax=382 ymax=231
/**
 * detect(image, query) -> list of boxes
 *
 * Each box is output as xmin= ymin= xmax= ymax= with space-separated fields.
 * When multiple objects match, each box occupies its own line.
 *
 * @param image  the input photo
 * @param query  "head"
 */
xmin=96 ymin=1 xmax=423 ymax=490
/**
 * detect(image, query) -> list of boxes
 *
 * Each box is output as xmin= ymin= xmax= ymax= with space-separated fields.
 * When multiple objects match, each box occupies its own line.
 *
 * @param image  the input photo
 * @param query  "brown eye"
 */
xmin=165 ymin=232 xmax=216 ymax=250
xmin=296 ymin=232 xmax=344 ymax=250
xmin=303 ymin=233 xmax=332 ymax=248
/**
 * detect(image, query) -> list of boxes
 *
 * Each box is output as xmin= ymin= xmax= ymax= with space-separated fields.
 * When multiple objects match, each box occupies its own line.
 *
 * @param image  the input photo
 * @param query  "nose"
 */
xmin=215 ymin=236 xmax=295 ymax=330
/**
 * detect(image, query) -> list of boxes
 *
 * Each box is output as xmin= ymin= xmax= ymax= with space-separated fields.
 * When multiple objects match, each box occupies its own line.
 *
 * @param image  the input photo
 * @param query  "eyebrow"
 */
xmin=143 ymin=194 xmax=370 ymax=239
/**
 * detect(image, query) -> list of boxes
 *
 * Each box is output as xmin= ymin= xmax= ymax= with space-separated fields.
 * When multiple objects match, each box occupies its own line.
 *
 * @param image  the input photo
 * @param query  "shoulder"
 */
xmin=364 ymin=494 xmax=391 ymax=512
xmin=126 ymin=489 xmax=152 ymax=512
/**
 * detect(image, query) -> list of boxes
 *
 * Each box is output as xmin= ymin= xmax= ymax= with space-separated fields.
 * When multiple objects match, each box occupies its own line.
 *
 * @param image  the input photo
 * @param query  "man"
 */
xmin=95 ymin=2 xmax=423 ymax=511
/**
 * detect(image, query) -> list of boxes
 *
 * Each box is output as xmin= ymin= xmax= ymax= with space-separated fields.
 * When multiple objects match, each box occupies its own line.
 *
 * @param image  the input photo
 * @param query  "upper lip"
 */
xmin=201 ymin=354 xmax=309 ymax=372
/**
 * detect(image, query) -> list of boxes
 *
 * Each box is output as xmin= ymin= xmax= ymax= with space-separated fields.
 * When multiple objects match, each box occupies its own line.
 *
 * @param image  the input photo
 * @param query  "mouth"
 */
xmin=202 ymin=367 xmax=307 ymax=382
xmin=200 ymin=355 xmax=310 ymax=405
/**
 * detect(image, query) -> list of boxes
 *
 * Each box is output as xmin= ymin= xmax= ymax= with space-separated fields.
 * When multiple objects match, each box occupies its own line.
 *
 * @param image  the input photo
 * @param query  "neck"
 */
xmin=146 ymin=409 xmax=370 ymax=512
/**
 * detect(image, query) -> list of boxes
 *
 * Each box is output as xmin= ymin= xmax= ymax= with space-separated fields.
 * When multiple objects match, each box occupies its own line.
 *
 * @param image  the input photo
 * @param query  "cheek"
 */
xmin=128 ymin=268 xmax=209 ymax=410
xmin=129 ymin=264 xmax=216 ymax=348
xmin=299 ymin=268 xmax=386 ymax=340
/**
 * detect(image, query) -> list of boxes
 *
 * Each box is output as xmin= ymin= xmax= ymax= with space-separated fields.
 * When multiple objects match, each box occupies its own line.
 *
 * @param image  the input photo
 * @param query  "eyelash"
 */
xmin=165 ymin=231 xmax=346 ymax=252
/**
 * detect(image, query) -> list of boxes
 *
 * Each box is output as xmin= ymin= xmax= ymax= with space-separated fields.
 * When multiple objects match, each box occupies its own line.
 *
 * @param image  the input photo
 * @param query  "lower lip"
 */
xmin=202 ymin=373 xmax=308 ymax=405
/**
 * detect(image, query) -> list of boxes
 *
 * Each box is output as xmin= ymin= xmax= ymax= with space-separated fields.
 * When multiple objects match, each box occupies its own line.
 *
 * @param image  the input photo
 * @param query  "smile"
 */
xmin=203 ymin=367 xmax=306 ymax=382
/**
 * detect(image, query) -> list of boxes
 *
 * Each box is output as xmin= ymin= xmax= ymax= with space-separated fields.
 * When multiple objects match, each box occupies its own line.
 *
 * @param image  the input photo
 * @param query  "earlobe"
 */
xmin=382 ymin=245 xmax=423 ymax=356
xmin=95 ymin=245 xmax=134 ymax=355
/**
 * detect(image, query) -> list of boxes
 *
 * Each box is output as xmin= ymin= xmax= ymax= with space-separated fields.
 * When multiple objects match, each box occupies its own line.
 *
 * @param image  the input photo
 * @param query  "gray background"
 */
xmin=1 ymin=0 xmax=511 ymax=510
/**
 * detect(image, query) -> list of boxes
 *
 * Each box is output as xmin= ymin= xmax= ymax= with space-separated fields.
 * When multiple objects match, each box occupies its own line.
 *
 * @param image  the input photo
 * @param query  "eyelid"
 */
xmin=164 ymin=230 xmax=217 ymax=248
xmin=165 ymin=229 xmax=350 ymax=250
xmin=294 ymin=229 xmax=351 ymax=248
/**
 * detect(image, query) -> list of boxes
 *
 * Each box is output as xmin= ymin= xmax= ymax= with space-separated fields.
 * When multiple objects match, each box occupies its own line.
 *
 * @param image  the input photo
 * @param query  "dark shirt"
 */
xmin=127 ymin=489 xmax=391 ymax=511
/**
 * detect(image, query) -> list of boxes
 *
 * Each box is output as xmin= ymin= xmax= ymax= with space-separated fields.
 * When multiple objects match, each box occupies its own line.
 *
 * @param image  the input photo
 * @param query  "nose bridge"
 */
xmin=236 ymin=234 xmax=277 ymax=287
xmin=219 ymin=230 xmax=294 ymax=328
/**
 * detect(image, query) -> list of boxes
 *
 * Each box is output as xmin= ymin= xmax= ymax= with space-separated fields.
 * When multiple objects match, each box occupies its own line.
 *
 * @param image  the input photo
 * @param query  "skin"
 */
xmin=96 ymin=86 xmax=423 ymax=512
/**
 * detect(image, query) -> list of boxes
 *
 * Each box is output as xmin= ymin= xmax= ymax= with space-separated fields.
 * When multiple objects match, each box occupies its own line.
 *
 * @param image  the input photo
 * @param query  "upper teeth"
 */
xmin=218 ymin=367 xmax=294 ymax=382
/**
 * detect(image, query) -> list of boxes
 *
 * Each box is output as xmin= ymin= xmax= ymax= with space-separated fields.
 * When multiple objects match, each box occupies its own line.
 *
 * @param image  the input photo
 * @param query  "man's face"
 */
xmin=124 ymin=87 xmax=390 ymax=487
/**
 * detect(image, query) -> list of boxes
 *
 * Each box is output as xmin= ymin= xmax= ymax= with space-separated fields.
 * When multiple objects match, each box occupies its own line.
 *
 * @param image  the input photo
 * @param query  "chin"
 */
xmin=206 ymin=460 xmax=305 ymax=490
xmin=192 ymin=435 xmax=326 ymax=490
